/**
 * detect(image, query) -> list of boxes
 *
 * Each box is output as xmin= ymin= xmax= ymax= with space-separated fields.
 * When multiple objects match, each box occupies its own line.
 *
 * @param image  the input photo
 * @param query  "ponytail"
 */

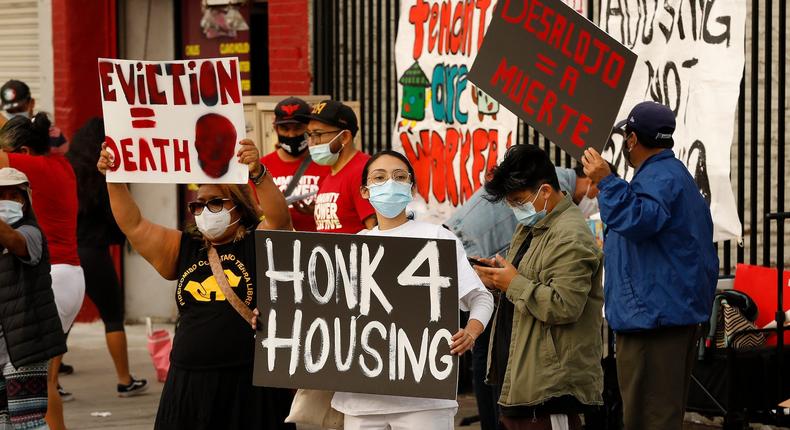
xmin=0 ymin=112 xmax=51 ymax=154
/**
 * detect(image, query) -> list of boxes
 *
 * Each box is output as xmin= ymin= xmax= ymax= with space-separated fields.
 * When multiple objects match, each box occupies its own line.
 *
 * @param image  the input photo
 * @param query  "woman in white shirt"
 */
xmin=331 ymin=150 xmax=495 ymax=430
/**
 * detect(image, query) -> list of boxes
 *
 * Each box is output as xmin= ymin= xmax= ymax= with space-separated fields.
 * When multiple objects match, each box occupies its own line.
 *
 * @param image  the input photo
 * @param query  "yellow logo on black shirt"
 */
xmin=176 ymin=253 xmax=254 ymax=307
xmin=183 ymin=269 xmax=241 ymax=302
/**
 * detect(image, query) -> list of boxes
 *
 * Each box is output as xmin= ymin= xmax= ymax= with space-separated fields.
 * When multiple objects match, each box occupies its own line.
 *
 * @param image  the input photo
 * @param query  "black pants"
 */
xmin=616 ymin=325 xmax=700 ymax=430
xmin=79 ymin=246 xmax=125 ymax=333
xmin=155 ymin=364 xmax=295 ymax=430
xmin=473 ymin=322 xmax=504 ymax=430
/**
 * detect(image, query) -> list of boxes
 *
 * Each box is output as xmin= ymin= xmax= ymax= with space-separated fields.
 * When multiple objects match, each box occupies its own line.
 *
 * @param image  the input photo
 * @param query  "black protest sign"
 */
xmin=467 ymin=0 xmax=637 ymax=161
xmin=253 ymin=230 xmax=460 ymax=400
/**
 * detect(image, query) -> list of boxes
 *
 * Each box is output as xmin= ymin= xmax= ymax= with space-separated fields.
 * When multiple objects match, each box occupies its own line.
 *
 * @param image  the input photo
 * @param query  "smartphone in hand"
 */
xmin=468 ymin=257 xmax=493 ymax=268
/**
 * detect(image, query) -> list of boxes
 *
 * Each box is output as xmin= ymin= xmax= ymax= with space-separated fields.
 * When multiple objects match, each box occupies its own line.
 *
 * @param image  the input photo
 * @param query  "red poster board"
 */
xmin=733 ymin=264 xmax=790 ymax=345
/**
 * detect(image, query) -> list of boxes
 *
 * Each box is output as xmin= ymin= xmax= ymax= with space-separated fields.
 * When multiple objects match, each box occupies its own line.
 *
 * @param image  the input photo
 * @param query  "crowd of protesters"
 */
xmin=0 ymin=78 xmax=718 ymax=430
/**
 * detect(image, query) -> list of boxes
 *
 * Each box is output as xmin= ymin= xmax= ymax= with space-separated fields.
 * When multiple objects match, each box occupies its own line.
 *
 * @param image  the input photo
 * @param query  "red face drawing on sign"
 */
xmin=194 ymin=113 xmax=237 ymax=178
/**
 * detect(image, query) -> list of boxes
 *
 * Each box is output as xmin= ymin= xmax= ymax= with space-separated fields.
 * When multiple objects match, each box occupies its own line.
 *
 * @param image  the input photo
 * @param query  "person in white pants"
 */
xmin=331 ymin=151 xmax=494 ymax=430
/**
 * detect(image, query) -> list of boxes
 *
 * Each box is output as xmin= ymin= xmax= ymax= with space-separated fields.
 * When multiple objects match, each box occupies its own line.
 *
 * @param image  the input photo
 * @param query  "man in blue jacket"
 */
xmin=581 ymin=101 xmax=719 ymax=430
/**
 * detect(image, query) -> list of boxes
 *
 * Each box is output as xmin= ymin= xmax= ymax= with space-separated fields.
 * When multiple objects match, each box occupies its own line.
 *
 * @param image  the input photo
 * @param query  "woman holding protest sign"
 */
xmin=328 ymin=150 xmax=494 ymax=430
xmin=97 ymin=138 xmax=294 ymax=429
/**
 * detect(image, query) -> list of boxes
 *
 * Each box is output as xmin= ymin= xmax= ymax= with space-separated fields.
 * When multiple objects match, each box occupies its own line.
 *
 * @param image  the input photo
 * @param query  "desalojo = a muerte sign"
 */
xmin=468 ymin=0 xmax=637 ymax=162
xmin=253 ymin=230 xmax=459 ymax=400
xmin=98 ymin=57 xmax=248 ymax=184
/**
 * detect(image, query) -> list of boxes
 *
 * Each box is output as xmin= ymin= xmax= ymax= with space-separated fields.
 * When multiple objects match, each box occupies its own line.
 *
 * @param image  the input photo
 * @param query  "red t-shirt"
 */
xmin=314 ymin=151 xmax=375 ymax=234
xmin=260 ymin=151 xmax=330 ymax=232
xmin=8 ymin=153 xmax=80 ymax=266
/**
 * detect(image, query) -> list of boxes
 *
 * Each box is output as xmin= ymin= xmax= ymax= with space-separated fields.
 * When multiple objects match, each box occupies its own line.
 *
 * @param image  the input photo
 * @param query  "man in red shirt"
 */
xmin=260 ymin=97 xmax=330 ymax=231
xmin=302 ymin=100 xmax=376 ymax=233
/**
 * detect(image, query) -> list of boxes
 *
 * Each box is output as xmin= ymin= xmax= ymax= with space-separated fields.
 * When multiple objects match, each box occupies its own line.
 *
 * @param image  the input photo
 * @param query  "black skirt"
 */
xmin=154 ymin=364 xmax=296 ymax=430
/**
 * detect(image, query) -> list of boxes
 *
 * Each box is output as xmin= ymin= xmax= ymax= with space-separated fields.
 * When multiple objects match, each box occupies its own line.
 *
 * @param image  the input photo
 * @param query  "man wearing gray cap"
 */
xmin=581 ymin=101 xmax=718 ymax=430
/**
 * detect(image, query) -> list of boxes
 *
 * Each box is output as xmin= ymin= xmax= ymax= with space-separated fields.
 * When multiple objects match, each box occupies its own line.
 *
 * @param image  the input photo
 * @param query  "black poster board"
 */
xmin=468 ymin=0 xmax=637 ymax=161
xmin=253 ymin=230 xmax=460 ymax=400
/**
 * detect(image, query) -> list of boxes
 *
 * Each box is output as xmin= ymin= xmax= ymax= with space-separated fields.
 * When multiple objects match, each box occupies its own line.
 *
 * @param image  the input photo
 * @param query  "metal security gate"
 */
xmin=312 ymin=0 xmax=788 ymax=273
xmin=0 ymin=0 xmax=53 ymax=113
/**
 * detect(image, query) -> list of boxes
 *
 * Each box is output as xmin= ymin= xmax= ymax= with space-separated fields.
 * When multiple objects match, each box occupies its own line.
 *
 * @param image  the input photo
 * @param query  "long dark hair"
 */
xmin=66 ymin=117 xmax=107 ymax=212
xmin=0 ymin=113 xmax=51 ymax=154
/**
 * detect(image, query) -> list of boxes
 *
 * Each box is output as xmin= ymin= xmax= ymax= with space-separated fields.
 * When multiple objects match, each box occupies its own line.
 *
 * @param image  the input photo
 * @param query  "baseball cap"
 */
xmin=614 ymin=101 xmax=675 ymax=148
xmin=274 ymin=97 xmax=311 ymax=125
xmin=300 ymin=100 xmax=359 ymax=137
xmin=1 ymin=80 xmax=31 ymax=111
xmin=0 ymin=167 xmax=29 ymax=188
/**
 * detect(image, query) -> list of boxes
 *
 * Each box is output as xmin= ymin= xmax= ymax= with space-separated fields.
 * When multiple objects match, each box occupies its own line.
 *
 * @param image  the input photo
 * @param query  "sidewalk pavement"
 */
xmin=60 ymin=322 xmax=483 ymax=430
xmin=63 ymin=322 xmax=773 ymax=430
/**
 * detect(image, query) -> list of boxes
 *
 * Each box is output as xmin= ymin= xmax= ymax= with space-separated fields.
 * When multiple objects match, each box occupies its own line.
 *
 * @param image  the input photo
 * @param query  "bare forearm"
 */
xmin=107 ymin=183 xmax=144 ymax=236
xmin=254 ymin=173 xmax=292 ymax=230
xmin=465 ymin=319 xmax=485 ymax=339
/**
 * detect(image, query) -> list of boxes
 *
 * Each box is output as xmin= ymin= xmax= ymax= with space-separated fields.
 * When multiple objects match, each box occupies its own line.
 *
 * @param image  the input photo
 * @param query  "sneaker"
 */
xmin=57 ymin=385 xmax=74 ymax=402
xmin=58 ymin=363 xmax=74 ymax=375
xmin=117 ymin=377 xmax=148 ymax=398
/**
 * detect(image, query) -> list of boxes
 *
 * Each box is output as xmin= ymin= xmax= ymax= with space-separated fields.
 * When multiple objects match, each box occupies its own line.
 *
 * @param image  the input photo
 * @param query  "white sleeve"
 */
xmin=435 ymin=226 xmax=493 ymax=327
xmin=460 ymin=287 xmax=494 ymax=329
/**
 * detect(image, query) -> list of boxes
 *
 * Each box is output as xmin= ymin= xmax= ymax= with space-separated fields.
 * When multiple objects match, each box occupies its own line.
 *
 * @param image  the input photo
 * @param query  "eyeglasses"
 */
xmin=505 ymin=197 xmax=532 ymax=208
xmin=188 ymin=198 xmax=231 ymax=216
xmin=505 ymin=185 xmax=546 ymax=208
xmin=305 ymin=129 xmax=342 ymax=142
xmin=366 ymin=169 xmax=412 ymax=187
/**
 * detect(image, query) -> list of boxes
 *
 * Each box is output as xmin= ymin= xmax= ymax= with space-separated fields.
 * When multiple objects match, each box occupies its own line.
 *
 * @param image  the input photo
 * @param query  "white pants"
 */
xmin=51 ymin=264 xmax=86 ymax=332
xmin=343 ymin=408 xmax=456 ymax=430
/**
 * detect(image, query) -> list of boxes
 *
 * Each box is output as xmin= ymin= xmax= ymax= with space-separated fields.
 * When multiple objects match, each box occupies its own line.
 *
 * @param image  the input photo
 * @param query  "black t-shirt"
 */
xmin=171 ymin=232 xmax=256 ymax=369
xmin=493 ymin=232 xmax=533 ymax=392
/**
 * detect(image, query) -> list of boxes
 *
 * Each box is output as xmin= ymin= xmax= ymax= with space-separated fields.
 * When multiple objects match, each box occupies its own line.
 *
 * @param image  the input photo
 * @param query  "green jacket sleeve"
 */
xmin=505 ymin=239 xmax=600 ymax=325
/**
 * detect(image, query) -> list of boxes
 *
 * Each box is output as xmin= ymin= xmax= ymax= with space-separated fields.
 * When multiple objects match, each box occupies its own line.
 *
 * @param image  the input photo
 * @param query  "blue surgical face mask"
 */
xmin=0 ymin=200 xmax=24 ymax=225
xmin=367 ymin=179 xmax=413 ymax=219
xmin=309 ymin=131 xmax=346 ymax=166
xmin=511 ymin=186 xmax=547 ymax=227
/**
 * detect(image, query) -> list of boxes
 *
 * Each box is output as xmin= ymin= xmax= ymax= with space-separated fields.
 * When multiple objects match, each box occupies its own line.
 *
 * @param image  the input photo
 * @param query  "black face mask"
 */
xmin=278 ymin=134 xmax=308 ymax=156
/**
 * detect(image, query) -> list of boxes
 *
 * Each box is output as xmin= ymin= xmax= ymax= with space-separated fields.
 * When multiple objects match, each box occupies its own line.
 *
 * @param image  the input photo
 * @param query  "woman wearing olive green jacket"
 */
xmin=474 ymin=145 xmax=604 ymax=430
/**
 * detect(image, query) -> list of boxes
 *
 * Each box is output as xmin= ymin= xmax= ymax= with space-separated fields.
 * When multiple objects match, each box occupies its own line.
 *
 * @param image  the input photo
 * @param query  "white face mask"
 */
xmin=0 ymin=200 xmax=24 ymax=225
xmin=578 ymin=183 xmax=599 ymax=218
xmin=194 ymin=206 xmax=238 ymax=240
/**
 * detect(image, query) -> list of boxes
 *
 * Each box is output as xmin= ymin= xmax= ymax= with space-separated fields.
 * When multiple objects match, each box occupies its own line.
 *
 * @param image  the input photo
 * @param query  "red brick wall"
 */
xmin=52 ymin=0 xmax=116 ymax=140
xmin=52 ymin=0 xmax=117 ymax=323
xmin=267 ymin=0 xmax=312 ymax=95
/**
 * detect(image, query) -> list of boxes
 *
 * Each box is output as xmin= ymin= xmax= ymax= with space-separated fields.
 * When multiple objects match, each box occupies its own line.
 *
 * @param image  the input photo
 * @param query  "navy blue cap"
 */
xmin=614 ymin=101 xmax=675 ymax=148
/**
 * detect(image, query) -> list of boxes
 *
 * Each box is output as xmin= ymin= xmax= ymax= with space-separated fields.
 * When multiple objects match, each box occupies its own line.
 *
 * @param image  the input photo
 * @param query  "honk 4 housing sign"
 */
xmin=98 ymin=57 xmax=248 ymax=184
xmin=253 ymin=230 xmax=460 ymax=399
